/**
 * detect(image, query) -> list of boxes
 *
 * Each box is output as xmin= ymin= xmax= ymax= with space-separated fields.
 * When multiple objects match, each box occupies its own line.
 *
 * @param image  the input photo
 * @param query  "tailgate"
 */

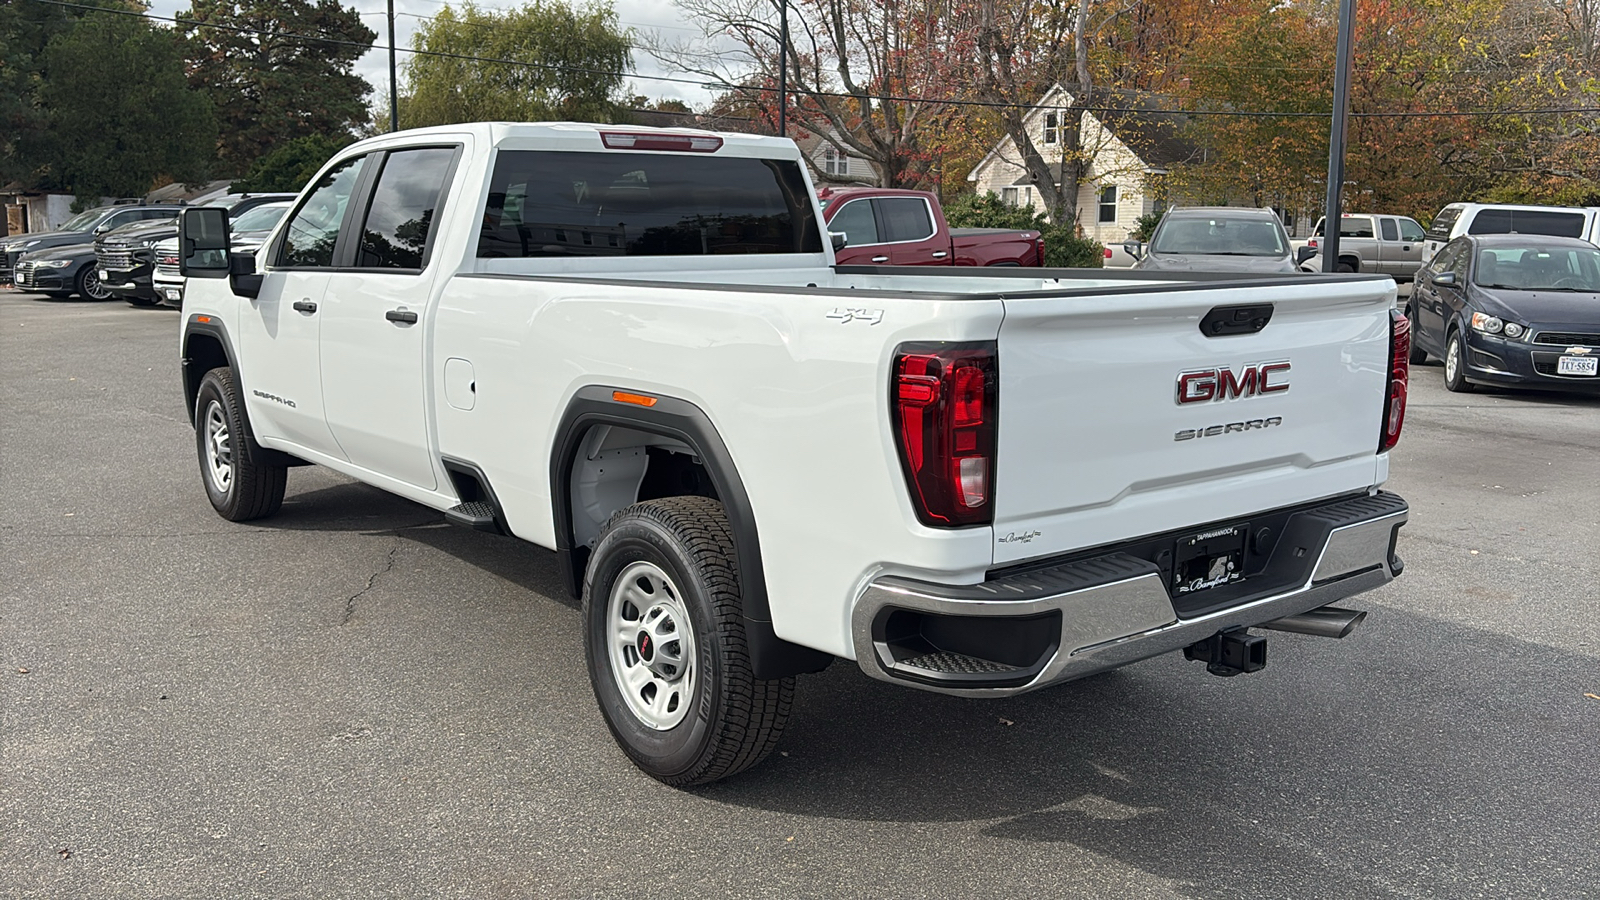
xmin=992 ymin=278 xmax=1393 ymax=566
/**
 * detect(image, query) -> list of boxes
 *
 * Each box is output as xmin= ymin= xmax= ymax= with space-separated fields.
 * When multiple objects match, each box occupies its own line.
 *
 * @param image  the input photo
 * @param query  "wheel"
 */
xmin=74 ymin=266 xmax=112 ymax=300
xmin=194 ymin=367 xmax=287 ymax=521
xmin=1406 ymin=306 xmax=1428 ymax=365
xmin=124 ymin=295 xmax=162 ymax=307
xmin=1335 ymin=260 xmax=1355 ymax=274
xmin=583 ymin=496 xmax=793 ymax=787
xmin=1444 ymin=330 xmax=1474 ymax=393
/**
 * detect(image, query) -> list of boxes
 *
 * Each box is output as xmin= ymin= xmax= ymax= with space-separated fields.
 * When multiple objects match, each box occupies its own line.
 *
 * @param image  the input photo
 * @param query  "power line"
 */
xmin=28 ymin=0 xmax=1600 ymax=121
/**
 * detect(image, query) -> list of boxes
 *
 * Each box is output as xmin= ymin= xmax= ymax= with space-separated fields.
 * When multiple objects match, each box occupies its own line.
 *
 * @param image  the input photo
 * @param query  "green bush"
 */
xmin=1131 ymin=211 xmax=1164 ymax=242
xmin=231 ymin=134 xmax=355 ymax=194
xmin=944 ymin=192 xmax=1103 ymax=267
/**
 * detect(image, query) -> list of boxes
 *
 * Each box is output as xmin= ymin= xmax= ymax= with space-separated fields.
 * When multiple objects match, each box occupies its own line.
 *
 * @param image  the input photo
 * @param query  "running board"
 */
xmin=445 ymin=501 xmax=503 ymax=534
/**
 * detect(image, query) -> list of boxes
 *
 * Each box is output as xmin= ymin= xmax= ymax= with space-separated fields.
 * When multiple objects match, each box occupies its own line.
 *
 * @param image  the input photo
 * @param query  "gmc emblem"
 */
xmin=1177 ymin=362 xmax=1290 ymax=404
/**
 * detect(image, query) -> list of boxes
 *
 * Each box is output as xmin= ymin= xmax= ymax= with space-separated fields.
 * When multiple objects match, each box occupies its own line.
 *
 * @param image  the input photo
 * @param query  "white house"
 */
xmin=967 ymin=86 xmax=1200 ymax=244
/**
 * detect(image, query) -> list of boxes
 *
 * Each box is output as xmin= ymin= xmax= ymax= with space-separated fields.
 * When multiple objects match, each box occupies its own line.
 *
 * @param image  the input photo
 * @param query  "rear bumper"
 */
xmin=852 ymin=491 xmax=1407 ymax=696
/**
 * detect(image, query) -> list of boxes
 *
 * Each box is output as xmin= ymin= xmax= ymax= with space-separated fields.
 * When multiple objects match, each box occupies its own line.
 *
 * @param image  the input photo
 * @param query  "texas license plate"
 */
xmin=1557 ymin=355 xmax=1597 ymax=376
xmin=1173 ymin=524 xmax=1248 ymax=596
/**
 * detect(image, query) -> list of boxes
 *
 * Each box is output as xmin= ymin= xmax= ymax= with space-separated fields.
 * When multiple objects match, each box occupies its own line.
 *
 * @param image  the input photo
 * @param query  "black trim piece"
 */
xmin=181 ymin=316 xmax=306 ymax=467
xmin=872 ymin=608 xmax=1060 ymax=689
xmin=440 ymin=457 xmax=509 ymax=535
xmin=1199 ymin=304 xmax=1274 ymax=337
xmin=550 ymin=386 xmax=833 ymax=678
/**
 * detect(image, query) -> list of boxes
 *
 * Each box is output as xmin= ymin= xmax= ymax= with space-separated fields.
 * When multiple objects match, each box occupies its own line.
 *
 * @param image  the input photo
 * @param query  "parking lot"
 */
xmin=2 ymin=289 xmax=1597 ymax=899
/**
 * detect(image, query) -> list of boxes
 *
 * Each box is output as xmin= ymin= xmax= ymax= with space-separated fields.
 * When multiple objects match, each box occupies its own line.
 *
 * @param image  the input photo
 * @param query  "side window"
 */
xmin=141 ymin=209 xmax=173 ymax=222
xmin=829 ymin=199 xmax=879 ymax=247
xmin=1428 ymin=241 xmax=1461 ymax=276
xmin=1446 ymin=242 xmax=1471 ymax=280
xmin=1380 ymin=218 xmax=1399 ymax=241
xmin=354 ymin=147 xmax=456 ymax=270
xmin=1399 ymin=218 xmax=1425 ymax=242
xmin=102 ymin=210 xmax=141 ymax=230
xmin=1339 ymin=217 xmax=1375 ymax=238
xmin=1425 ymin=206 xmax=1461 ymax=242
xmin=277 ymin=155 xmax=365 ymax=268
xmin=879 ymin=198 xmax=934 ymax=242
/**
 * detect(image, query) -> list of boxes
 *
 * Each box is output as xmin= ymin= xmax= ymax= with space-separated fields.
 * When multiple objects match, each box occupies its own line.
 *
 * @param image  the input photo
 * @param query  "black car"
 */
xmin=1408 ymin=234 xmax=1600 ymax=393
xmin=94 ymin=193 xmax=295 ymax=307
xmin=10 ymin=242 xmax=112 ymax=299
xmin=2 ymin=203 xmax=182 ymax=284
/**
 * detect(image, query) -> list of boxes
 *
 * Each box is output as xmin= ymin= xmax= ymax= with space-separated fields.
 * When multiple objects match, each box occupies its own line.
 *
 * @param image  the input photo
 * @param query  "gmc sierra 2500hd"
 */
xmin=178 ymin=122 xmax=1410 ymax=787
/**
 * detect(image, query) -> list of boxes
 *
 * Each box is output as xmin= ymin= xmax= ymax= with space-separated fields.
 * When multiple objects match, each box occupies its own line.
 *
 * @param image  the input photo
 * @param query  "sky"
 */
xmin=144 ymin=0 xmax=737 ymax=112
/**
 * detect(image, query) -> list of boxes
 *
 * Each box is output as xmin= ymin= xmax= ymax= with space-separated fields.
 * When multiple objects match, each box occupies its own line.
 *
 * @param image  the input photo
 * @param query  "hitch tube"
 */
xmin=1259 ymin=606 xmax=1367 ymax=640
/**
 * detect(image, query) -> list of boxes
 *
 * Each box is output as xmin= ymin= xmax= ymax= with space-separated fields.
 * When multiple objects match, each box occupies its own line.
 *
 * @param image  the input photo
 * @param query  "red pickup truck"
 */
xmin=819 ymin=187 xmax=1044 ymax=266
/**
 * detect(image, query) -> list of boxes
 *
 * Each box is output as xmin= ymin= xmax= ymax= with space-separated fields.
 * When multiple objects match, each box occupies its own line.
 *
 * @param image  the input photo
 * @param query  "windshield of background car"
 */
xmin=59 ymin=209 xmax=107 ymax=231
xmin=231 ymin=203 xmax=291 ymax=233
xmin=1150 ymin=216 xmax=1286 ymax=256
xmin=1467 ymin=209 xmax=1586 ymax=239
xmin=478 ymin=150 xmax=824 ymax=258
xmin=1473 ymin=246 xmax=1600 ymax=291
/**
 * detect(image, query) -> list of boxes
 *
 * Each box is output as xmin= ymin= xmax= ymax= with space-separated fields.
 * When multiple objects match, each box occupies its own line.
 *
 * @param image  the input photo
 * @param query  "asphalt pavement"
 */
xmin=3 ymin=289 xmax=1597 ymax=899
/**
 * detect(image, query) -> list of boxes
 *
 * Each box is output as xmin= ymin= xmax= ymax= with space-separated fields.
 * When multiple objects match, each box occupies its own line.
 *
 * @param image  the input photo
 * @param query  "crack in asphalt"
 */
xmin=341 ymin=539 xmax=404 ymax=626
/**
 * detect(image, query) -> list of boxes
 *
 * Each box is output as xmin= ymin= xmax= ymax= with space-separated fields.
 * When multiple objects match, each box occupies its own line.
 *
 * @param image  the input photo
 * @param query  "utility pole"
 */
xmin=1320 ymin=0 xmax=1356 ymax=272
xmin=388 ymin=0 xmax=399 ymax=133
xmin=777 ymin=1 xmax=788 ymax=137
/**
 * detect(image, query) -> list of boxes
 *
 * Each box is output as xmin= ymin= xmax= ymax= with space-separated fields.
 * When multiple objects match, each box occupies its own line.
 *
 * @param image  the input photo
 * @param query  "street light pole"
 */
xmin=777 ymin=1 xmax=788 ymax=137
xmin=1320 ymin=0 xmax=1356 ymax=272
xmin=388 ymin=0 xmax=399 ymax=133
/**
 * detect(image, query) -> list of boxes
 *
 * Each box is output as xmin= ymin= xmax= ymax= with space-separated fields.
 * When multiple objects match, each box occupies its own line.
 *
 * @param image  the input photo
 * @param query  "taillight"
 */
xmin=1103 ymin=247 xmax=1113 ymax=259
xmin=891 ymin=342 xmax=997 ymax=527
xmin=1308 ymin=238 xmax=1318 ymax=249
xmin=1380 ymin=307 xmax=1409 ymax=452
xmin=599 ymin=132 xmax=723 ymax=153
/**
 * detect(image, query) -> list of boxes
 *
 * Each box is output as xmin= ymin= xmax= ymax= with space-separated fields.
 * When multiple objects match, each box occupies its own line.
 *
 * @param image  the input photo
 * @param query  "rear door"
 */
xmin=876 ymin=196 xmax=951 ymax=265
xmin=318 ymin=143 xmax=461 ymax=492
xmin=991 ymin=280 xmax=1393 ymax=566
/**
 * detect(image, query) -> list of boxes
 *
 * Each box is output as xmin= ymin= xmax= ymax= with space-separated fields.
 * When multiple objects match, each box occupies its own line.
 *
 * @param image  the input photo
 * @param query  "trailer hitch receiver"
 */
xmin=1184 ymin=627 xmax=1266 ymax=677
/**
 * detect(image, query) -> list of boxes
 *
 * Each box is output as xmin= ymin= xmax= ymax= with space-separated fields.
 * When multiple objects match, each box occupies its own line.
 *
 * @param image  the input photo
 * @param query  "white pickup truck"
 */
xmin=177 ymin=122 xmax=1411 ymax=786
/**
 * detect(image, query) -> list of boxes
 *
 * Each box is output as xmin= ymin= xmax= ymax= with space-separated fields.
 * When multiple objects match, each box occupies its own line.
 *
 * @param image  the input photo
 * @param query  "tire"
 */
xmin=1335 ymin=260 xmax=1356 ymax=274
xmin=1443 ymin=330 xmax=1474 ymax=393
xmin=194 ymin=367 xmax=287 ymax=521
xmin=582 ymin=496 xmax=793 ymax=787
xmin=74 ymin=266 xmax=112 ymax=301
xmin=1406 ymin=306 xmax=1428 ymax=365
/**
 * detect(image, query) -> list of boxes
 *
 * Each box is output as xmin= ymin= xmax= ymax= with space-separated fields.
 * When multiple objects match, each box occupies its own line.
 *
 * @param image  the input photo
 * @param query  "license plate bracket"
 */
xmin=1173 ymin=524 xmax=1248 ymax=596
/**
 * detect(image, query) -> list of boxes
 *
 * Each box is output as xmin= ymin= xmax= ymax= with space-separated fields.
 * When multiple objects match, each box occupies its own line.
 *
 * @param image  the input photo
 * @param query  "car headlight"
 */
xmin=35 ymin=259 xmax=72 ymax=269
xmin=1470 ymin=312 xmax=1504 ymax=334
xmin=1502 ymin=322 xmax=1527 ymax=339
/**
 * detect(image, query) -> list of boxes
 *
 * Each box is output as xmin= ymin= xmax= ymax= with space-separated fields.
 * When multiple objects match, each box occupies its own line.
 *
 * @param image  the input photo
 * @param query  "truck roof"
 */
xmin=341 ymin=121 xmax=804 ymax=161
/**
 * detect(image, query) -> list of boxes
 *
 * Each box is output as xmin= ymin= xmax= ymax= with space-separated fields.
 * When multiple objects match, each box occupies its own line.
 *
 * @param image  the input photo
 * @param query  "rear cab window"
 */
xmin=1466 ymin=208 xmax=1586 ymax=239
xmin=478 ymin=151 xmax=823 ymax=258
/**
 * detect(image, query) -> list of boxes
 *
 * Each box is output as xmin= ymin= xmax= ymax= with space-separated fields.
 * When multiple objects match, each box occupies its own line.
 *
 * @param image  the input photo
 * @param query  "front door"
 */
xmin=237 ymin=153 xmax=368 ymax=457
xmin=319 ymin=145 xmax=460 ymax=492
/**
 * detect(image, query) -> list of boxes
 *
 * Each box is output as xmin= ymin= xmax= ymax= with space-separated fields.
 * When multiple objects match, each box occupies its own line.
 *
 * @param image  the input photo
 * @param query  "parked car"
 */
xmin=151 ymin=201 xmax=292 ymax=305
xmin=818 ymin=187 xmax=1043 ymax=266
xmin=2 ymin=203 xmax=182 ymax=285
xmin=1296 ymin=214 xmax=1426 ymax=279
xmin=1408 ymin=233 xmax=1600 ymax=393
xmin=1124 ymin=207 xmax=1298 ymax=273
xmin=1420 ymin=203 xmax=1600 ymax=268
xmin=98 ymin=194 xmax=297 ymax=306
xmin=10 ymin=242 xmax=112 ymax=299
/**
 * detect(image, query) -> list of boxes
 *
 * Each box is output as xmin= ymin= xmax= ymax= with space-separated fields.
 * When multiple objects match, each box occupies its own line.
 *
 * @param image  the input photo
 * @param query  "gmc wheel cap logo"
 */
xmin=1177 ymin=362 xmax=1290 ymax=404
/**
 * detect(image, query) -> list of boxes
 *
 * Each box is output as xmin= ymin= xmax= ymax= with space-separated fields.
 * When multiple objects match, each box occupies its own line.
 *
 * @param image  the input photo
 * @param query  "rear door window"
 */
xmin=1380 ymin=218 xmax=1399 ymax=241
xmin=878 ymin=198 xmax=935 ymax=243
xmin=1467 ymin=208 xmax=1585 ymax=238
xmin=353 ymin=146 xmax=457 ymax=270
xmin=478 ymin=150 xmax=823 ymax=258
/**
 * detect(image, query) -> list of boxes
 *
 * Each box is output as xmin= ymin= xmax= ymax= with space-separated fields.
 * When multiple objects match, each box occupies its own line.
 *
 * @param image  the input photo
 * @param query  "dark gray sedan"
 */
xmin=1408 ymin=233 xmax=1600 ymax=393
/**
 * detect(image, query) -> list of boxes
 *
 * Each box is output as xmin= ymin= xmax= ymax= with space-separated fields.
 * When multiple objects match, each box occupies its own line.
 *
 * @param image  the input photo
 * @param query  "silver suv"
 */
xmin=1125 ymin=207 xmax=1297 ymax=274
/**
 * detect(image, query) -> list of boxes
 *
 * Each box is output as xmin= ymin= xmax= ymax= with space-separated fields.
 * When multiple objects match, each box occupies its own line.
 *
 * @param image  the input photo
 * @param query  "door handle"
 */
xmin=292 ymin=299 xmax=317 ymax=313
xmin=871 ymin=255 xmax=889 ymax=263
xmin=931 ymin=251 xmax=949 ymax=259
xmin=386 ymin=308 xmax=418 ymax=324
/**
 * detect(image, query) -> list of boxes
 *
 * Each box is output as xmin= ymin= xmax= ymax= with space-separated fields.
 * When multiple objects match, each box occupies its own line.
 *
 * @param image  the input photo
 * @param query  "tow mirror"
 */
xmin=1122 ymin=240 xmax=1145 ymax=260
xmin=829 ymin=230 xmax=848 ymax=252
xmin=179 ymin=207 xmax=231 ymax=278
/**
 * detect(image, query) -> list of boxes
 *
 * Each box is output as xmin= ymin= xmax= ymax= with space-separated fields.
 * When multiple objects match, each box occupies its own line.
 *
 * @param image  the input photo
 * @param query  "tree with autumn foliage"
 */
xmin=651 ymin=0 xmax=978 ymax=188
xmin=180 ymin=0 xmax=375 ymax=172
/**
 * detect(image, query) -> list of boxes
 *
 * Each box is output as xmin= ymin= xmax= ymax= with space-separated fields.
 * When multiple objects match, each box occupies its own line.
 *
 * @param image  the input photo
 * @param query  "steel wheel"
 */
xmin=203 ymin=399 xmax=234 ymax=495
xmin=606 ymin=560 xmax=697 ymax=731
xmin=76 ymin=266 xmax=112 ymax=300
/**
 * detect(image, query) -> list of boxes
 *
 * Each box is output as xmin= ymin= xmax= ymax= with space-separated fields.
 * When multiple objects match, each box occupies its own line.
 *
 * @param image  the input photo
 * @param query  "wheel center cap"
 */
xmin=637 ymin=631 xmax=654 ymax=662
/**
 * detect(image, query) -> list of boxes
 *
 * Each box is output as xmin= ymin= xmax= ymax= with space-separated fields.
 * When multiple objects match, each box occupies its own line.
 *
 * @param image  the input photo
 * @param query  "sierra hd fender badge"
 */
xmin=252 ymin=389 xmax=297 ymax=409
xmin=1176 ymin=361 xmax=1290 ymax=404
